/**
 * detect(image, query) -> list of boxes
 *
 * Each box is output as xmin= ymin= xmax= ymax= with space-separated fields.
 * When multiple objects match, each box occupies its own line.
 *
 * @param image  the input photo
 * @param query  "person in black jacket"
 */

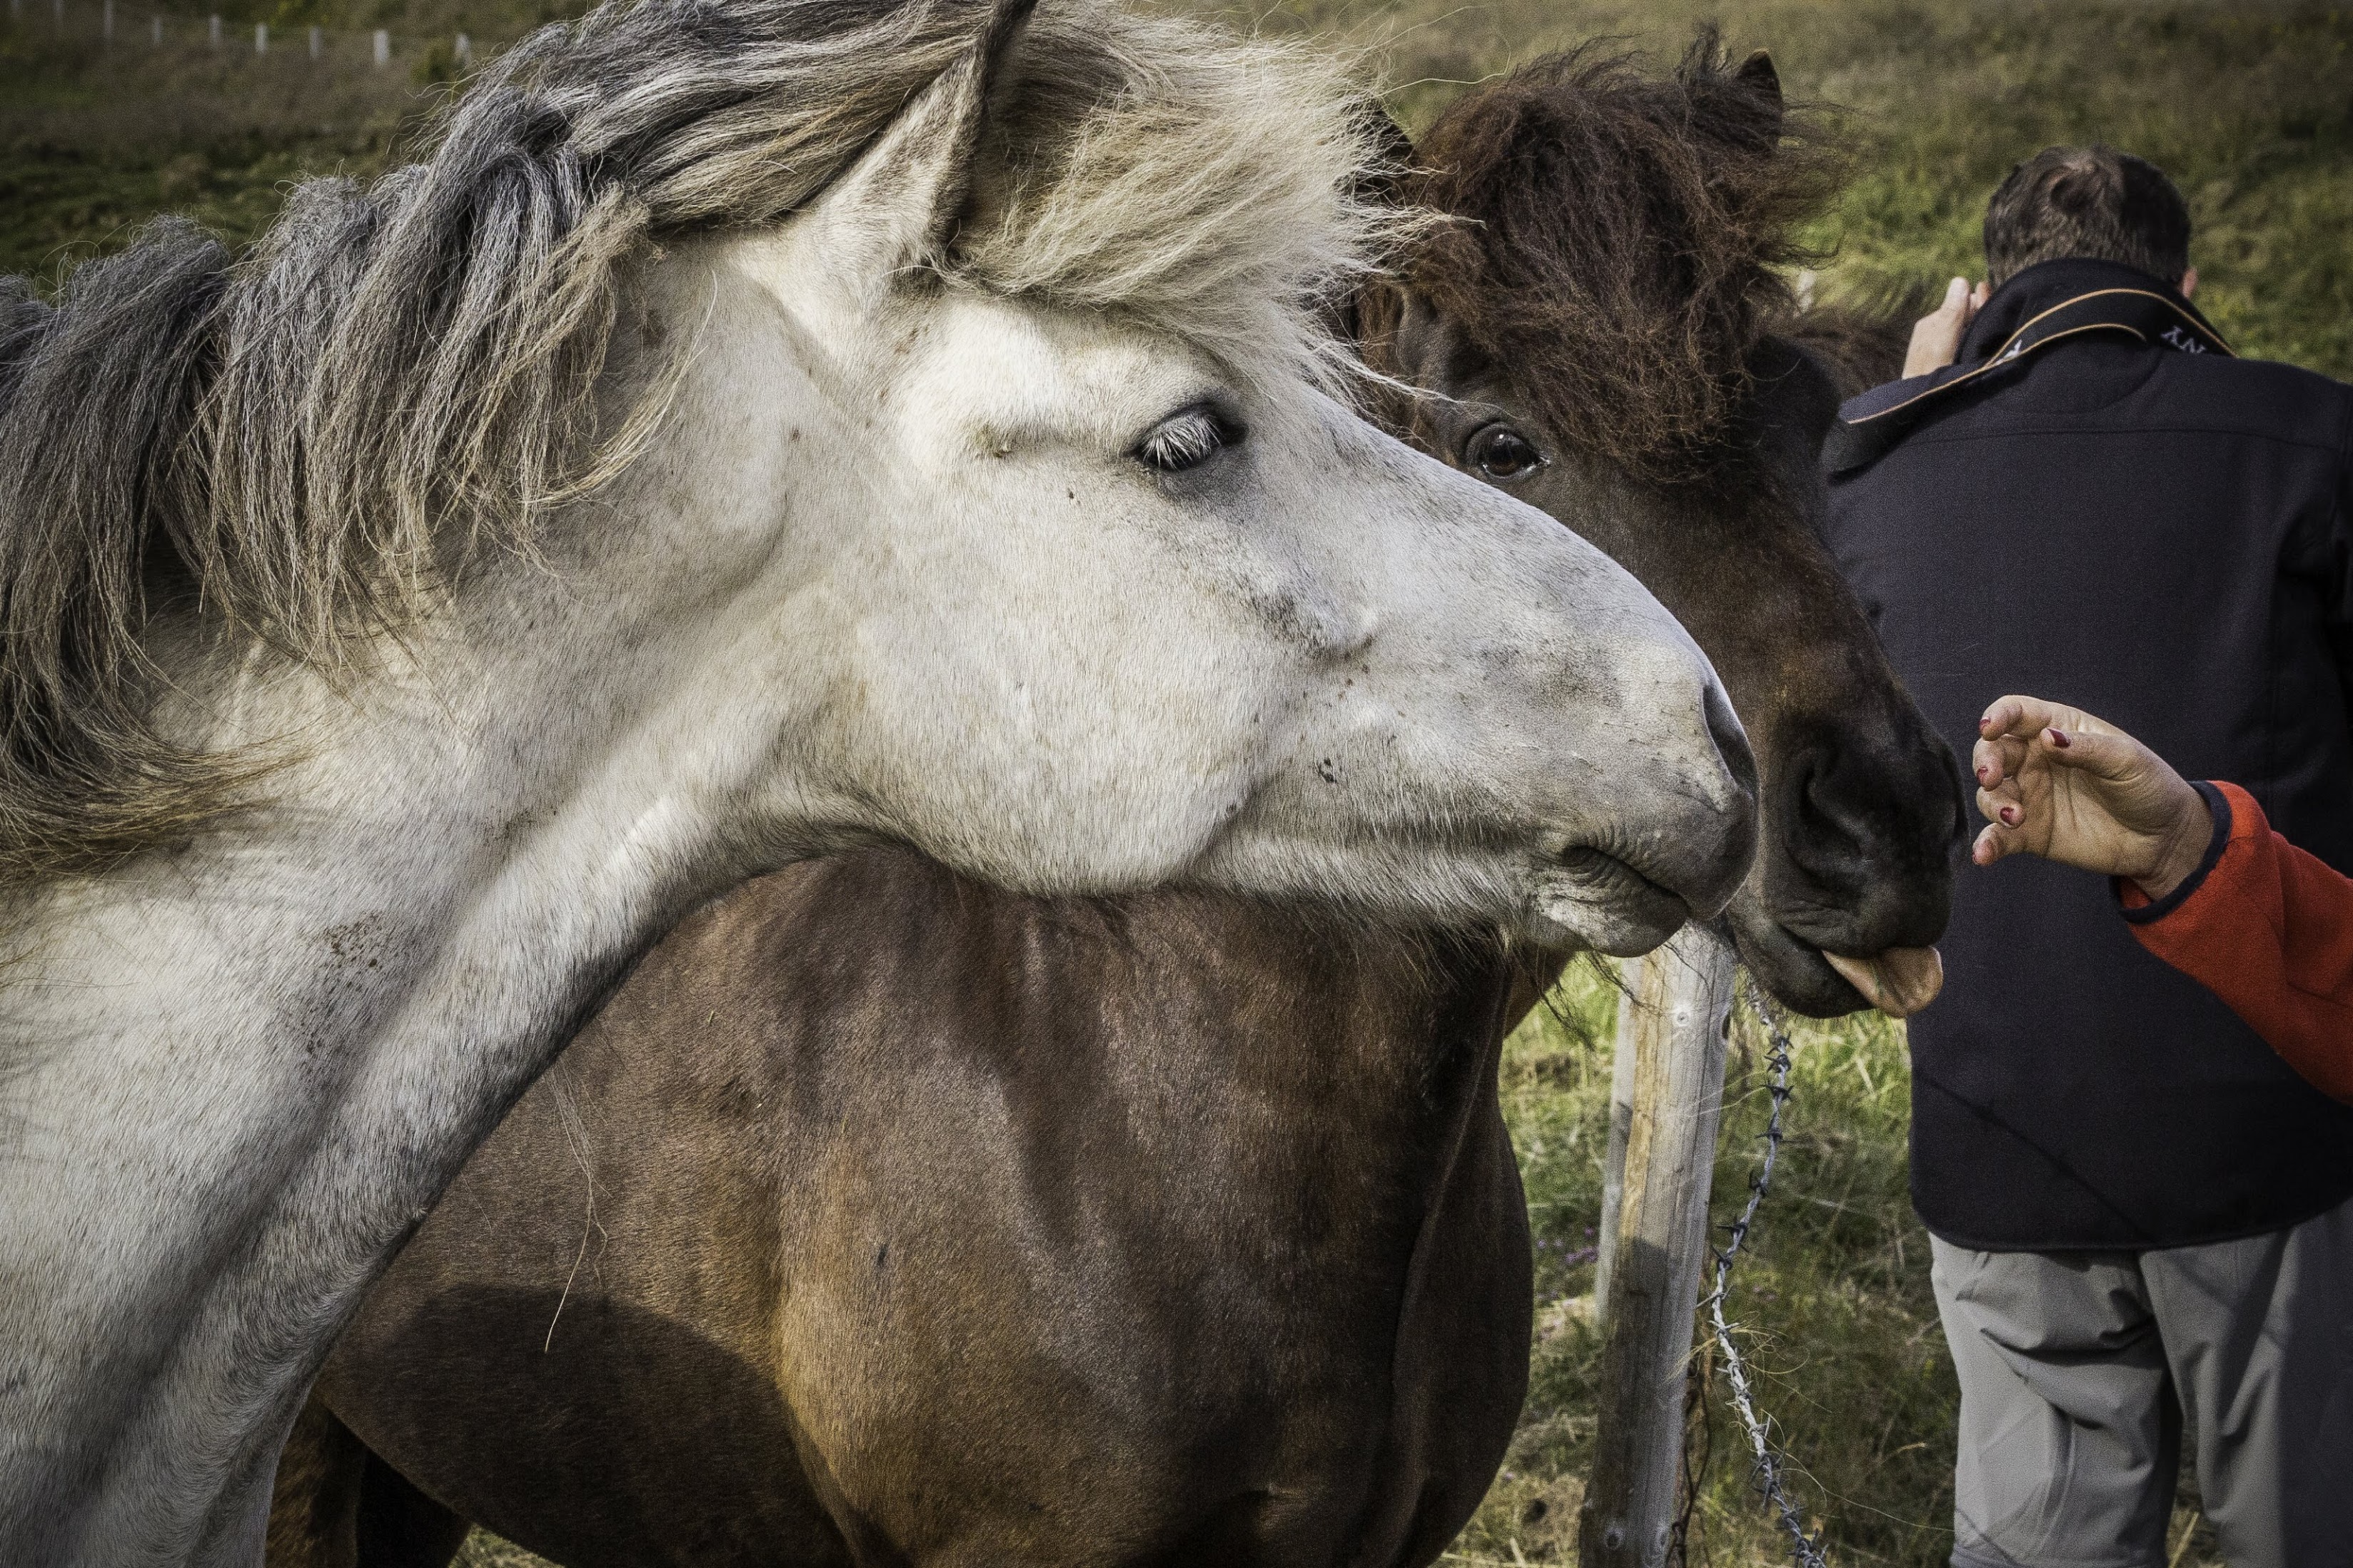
xmin=1823 ymin=146 xmax=2353 ymax=1568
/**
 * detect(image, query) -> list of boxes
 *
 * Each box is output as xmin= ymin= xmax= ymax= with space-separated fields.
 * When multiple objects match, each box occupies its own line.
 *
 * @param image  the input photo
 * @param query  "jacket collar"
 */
xmin=1958 ymin=257 xmax=2229 ymax=365
xmin=1824 ymin=256 xmax=2232 ymax=475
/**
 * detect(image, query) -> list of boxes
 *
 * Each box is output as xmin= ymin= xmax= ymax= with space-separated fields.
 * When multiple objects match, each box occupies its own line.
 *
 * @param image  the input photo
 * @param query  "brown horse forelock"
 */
xmin=1385 ymin=31 xmax=1848 ymax=486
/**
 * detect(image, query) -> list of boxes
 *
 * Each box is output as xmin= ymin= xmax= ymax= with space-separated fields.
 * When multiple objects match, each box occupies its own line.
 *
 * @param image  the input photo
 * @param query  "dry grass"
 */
xmin=0 ymin=28 xmax=423 ymax=285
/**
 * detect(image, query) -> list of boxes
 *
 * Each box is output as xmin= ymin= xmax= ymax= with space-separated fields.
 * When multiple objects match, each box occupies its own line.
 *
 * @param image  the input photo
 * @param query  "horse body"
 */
xmin=276 ymin=37 xmax=1949 ymax=1568
xmin=0 ymin=5 xmax=1755 ymax=1562
xmin=291 ymin=858 xmax=1527 ymax=1568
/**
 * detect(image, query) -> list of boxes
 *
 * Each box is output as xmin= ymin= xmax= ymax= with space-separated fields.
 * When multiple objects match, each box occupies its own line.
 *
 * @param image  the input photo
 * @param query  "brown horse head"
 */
xmin=1360 ymin=34 xmax=1960 ymax=1016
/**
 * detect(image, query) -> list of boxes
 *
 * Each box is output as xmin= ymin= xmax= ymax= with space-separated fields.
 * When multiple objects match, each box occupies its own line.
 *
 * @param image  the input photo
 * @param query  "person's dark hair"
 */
xmin=1982 ymin=145 xmax=2190 ymax=288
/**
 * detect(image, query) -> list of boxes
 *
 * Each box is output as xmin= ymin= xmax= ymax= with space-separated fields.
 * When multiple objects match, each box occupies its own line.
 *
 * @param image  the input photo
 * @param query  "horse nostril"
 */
xmin=1704 ymin=679 xmax=1758 ymax=808
xmin=1793 ymin=754 xmax=1870 ymax=856
xmin=1778 ymin=732 xmax=1957 ymax=887
xmin=1762 ymin=714 xmax=1958 ymax=954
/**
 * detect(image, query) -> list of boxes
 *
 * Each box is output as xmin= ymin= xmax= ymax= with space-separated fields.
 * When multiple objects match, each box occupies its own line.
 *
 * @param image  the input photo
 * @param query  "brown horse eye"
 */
xmin=1465 ymin=423 xmax=1545 ymax=481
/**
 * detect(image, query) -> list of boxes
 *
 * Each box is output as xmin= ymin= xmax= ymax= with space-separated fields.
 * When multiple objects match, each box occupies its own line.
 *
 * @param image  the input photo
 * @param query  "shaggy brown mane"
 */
xmin=1399 ymin=30 xmax=1845 ymax=483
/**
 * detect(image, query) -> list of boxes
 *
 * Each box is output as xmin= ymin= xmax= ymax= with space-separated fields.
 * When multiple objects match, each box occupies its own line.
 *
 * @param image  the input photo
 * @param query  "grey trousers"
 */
xmin=1930 ymin=1191 xmax=2353 ymax=1568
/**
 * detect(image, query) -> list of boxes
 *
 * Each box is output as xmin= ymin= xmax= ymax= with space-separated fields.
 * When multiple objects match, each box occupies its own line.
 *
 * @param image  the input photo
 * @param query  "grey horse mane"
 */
xmin=0 ymin=0 xmax=1405 ymax=888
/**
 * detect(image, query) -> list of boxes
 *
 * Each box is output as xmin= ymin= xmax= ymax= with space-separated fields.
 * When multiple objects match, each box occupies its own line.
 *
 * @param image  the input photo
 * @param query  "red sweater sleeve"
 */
xmin=2118 ymin=781 xmax=2353 ymax=1103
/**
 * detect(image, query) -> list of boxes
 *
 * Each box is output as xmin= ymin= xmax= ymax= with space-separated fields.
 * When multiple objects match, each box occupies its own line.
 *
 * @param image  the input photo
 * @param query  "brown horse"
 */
xmin=267 ymin=39 xmax=1950 ymax=1568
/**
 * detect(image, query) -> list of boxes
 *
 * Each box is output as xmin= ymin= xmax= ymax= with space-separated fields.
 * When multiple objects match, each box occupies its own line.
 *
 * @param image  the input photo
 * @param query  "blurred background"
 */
xmin=7 ymin=2 xmax=2346 ymax=1563
xmin=9 ymin=0 xmax=2349 ymax=374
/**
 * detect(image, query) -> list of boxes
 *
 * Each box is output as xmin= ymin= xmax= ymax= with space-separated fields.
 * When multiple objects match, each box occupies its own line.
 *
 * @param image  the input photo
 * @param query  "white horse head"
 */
xmin=453 ymin=0 xmax=1758 ymax=948
xmin=0 ymin=0 xmax=1750 ymax=1560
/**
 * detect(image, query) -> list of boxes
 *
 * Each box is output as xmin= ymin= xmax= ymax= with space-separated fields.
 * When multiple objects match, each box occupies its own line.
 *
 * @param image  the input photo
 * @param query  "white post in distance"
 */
xmin=372 ymin=28 xmax=388 ymax=66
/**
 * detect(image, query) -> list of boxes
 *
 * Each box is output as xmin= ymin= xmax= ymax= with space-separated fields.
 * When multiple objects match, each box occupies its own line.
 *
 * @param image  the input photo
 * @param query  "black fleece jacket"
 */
xmin=1824 ymin=258 xmax=2353 ymax=1251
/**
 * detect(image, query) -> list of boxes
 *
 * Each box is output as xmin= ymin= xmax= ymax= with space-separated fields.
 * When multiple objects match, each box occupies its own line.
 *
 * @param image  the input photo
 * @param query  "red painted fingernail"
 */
xmin=2000 ymin=806 xmax=2020 ymax=825
xmin=2047 ymin=728 xmax=2070 ymax=749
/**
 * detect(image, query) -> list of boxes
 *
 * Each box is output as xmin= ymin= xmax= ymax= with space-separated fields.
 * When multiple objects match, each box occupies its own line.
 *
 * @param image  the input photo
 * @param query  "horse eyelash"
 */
xmin=1137 ymin=407 xmax=1237 ymax=472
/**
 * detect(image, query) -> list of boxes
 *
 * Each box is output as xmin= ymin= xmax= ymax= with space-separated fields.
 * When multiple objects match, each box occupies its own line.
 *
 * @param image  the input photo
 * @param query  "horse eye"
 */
xmin=1465 ymin=423 xmax=1545 ymax=481
xmin=1136 ymin=405 xmax=1243 ymax=473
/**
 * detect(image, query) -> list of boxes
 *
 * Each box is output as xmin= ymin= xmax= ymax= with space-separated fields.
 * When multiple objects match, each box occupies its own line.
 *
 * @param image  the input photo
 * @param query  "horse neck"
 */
xmin=999 ymin=896 xmax=1516 ymax=1257
xmin=718 ymin=859 xmax=1517 ymax=1248
xmin=0 ymin=592 xmax=755 ymax=1561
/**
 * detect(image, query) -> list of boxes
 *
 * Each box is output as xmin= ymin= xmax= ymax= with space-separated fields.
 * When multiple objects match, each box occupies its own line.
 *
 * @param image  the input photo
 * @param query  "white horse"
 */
xmin=0 ymin=0 xmax=1754 ymax=1561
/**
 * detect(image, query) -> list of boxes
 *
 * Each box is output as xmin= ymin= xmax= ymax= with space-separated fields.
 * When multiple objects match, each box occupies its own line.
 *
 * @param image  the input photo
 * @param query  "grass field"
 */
xmin=8 ymin=2 xmax=2342 ymax=1563
xmin=9 ymin=1 xmax=2350 ymax=373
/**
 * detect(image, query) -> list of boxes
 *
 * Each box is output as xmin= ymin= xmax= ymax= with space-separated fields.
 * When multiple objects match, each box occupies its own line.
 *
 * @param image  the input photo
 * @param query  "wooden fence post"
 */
xmin=1591 ymin=958 xmax=1641 ymax=1322
xmin=1578 ymin=924 xmax=1737 ymax=1568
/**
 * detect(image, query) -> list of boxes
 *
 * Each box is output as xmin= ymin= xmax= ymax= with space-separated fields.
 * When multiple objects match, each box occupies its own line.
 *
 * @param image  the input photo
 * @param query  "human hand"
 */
xmin=1903 ymin=276 xmax=1990 ymax=378
xmin=1970 ymin=695 xmax=2212 ymax=899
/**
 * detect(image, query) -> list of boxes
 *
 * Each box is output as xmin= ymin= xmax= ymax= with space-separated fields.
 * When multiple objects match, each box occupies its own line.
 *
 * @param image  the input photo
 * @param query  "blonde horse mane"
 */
xmin=0 ymin=0 xmax=1407 ymax=886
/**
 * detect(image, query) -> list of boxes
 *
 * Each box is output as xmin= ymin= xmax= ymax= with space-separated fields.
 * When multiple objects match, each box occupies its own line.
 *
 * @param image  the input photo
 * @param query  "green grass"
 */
xmin=1450 ymin=967 xmax=1962 ymax=1565
xmin=1436 ymin=967 xmax=2229 ymax=1567
xmin=454 ymin=1536 xmax=558 ymax=1567
xmin=0 ymin=28 xmax=418 ymax=284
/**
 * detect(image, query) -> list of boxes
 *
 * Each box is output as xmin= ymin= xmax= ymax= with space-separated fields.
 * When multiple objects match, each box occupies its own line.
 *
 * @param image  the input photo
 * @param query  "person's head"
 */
xmin=1982 ymin=145 xmax=2193 ymax=293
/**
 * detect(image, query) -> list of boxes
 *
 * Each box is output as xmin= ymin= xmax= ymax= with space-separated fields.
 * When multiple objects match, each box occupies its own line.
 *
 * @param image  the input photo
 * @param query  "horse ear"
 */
xmin=1324 ymin=96 xmax=1417 ymax=346
xmin=805 ymin=0 xmax=1037 ymax=303
xmin=1356 ymin=95 xmax=1418 ymax=202
xmin=1346 ymin=283 xmax=1452 ymax=443
xmin=1381 ymin=289 xmax=1443 ymax=383
xmin=1734 ymin=49 xmax=1783 ymax=127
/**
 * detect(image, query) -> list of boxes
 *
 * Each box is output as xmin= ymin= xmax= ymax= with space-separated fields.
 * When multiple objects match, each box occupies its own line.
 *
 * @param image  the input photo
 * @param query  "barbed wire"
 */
xmin=1702 ymin=970 xmax=1831 ymax=1568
